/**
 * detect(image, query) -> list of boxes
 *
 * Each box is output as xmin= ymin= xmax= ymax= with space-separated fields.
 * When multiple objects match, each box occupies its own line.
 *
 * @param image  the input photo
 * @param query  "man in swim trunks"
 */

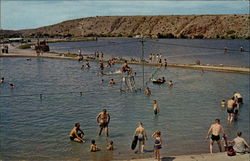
xmin=227 ymin=97 xmax=236 ymax=123
xmin=96 ymin=109 xmax=110 ymax=137
xmin=206 ymin=119 xmax=225 ymax=154
xmin=153 ymin=100 xmax=159 ymax=115
xmin=134 ymin=121 xmax=148 ymax=153
xmin=69 ymin=123 xmax=85 ymax=143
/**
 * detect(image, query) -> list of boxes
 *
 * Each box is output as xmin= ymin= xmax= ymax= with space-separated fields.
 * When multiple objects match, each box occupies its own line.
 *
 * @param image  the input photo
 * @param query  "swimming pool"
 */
xmin=0 ymin=57 xmax=249 ymax=160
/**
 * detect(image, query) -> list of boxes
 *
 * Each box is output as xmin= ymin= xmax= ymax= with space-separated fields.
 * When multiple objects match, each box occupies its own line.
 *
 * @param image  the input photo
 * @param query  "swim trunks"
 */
xmin=211 ymin=134 xmax=220 ymax=141
xmin=227 ymin=107 xmax=234 ymax=113
xmin=70 ymin=136 xmax=75 ymax=141
xmin=138 ymin=134 xmax=145 ymax=141
xmin=100 ymin=122 xmax=108 ymax=128
xmin=154 ymin=110 xmax=158 ymax=115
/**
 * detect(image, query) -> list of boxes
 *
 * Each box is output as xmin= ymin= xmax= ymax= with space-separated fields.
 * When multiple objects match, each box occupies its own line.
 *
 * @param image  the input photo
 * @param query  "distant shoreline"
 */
xmin=1 ymin=44 xmax=249 ymax=75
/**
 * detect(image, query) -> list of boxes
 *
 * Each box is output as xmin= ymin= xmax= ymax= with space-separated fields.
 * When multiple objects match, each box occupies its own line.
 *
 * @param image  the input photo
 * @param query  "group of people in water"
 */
xmin=221 ymin=92 xmax=243 ymax=123
xmin=0 ymin=77 xmax=16 ymax=88
xmin=205 ymin=92 xmax=248 ymax=155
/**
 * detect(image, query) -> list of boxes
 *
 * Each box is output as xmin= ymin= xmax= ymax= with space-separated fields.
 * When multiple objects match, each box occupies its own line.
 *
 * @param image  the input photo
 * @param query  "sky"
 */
xmin=0 ymin=0 xmax=249 ymax=30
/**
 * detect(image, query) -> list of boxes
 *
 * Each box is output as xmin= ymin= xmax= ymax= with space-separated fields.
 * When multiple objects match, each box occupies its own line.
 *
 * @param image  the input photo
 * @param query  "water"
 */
xmin=0 ymin=45 xmax=249 ymax=160
xmin=49 ymin=39 xmax=250 ymax=67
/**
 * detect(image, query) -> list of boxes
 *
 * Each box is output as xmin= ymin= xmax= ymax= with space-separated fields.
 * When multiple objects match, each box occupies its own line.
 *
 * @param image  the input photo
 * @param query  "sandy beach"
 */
xmin=128 ymin=152 xmax=249 ymax=161
xmin=0 ymin=44 xmax=249 ymax=75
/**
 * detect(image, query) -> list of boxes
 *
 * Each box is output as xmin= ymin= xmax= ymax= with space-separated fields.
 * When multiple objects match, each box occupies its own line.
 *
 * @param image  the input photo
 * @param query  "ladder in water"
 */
xmin=120 ymin=74 xmax=138 ymax=92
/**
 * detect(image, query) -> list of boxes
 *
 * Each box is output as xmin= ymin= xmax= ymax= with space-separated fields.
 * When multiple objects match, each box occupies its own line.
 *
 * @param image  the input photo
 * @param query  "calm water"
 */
xmin=0 ymin=56 xmax=249 ymax=160
xmin=49 ymin=39 xmax=250 ymax=67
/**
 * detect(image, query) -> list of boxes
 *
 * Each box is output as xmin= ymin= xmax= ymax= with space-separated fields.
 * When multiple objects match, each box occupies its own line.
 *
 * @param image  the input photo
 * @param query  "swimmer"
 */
xmin=96 ymin=109 xmax=110 ymax=137
xmin=134 ymin=121 xmax=148 ymax=153
xmin=107 ymin=140 xmax=114 ymax=151
xmin=101 ymin=79 xmax=104 ymax=83
xmin=220 ymin=100 xmax=226 ymax=107
xmin=227 ymin=97 xmax=236 ymax=123
xmin=69 ymin=123 xmax=85 ymax=143
xmin=90 ymin=140 xmax=100 ymax=152
xmin=145 ymin=87 xmax=151 ymax=96
xmin=81 ymin=65 xmax=84 ymax=69
xmin=0 ymin=77 xmax=4 ymax=83
xmin=9 ymin=83 xmax=16 ymax=88
xmin=109 ymin=79 xmax=115 ymax=85
xmin=86 ymin=60 xmax=90 ymax=68
xmin=167 ymin=80 xmax=173 ymax=87
xmin=153 ymin=100 xmax=159 ymax=115
xmin=206 ymin=119 xmax=225 ymax=154
xmin=233 ymin=92 xmax=243 ymax=106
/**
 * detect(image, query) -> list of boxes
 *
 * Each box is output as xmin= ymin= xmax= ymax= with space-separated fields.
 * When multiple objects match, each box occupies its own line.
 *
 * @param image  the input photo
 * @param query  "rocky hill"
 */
xmin=1 ymin=14 xmax=249 ymax=39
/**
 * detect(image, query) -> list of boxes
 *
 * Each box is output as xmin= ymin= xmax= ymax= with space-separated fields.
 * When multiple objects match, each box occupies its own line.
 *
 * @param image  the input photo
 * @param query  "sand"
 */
xmin=128 ymin=152 xmax=249 ymax=161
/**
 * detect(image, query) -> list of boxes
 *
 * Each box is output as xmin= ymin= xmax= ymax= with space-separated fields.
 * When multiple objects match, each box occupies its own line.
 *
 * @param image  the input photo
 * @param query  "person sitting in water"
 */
xmin=220 ymin=100 xmax=226 ymax=107
xmin=96 ymin=109 xmax=110 ymax=137
xmin=0 ymin=77 xmax=4 ymax=83
xmin=167 ymin=80 xmax=173 ymax=87
xmin=145 ymin=87 xmax=151 ymax=96
xmin=69 ymin=123 xmax=85 ymax=143
xmin=90 ymin=140 xmax=100 ymax=152
xmin=81 ymin=65 xmax=85 ymax=69
xmin=107 ymin=140 xmax=114 ymax=151
xmin=229 ymin=131 xmax=249 ymax=153
xmin=109 ymin=79 xmax=116 ymax=85
xmin=9 ymin=83 xmax=16 ymax=88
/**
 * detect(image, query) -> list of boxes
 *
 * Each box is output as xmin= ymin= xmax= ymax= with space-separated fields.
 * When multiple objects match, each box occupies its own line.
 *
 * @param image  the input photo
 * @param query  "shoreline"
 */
xmin=0 ymin=45 xmax=249 ymax=75
xmin=127 ymin=152 xmax=249 ymax=161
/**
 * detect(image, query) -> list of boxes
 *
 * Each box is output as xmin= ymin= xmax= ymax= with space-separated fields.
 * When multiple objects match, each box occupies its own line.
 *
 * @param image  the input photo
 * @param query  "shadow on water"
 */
xmin=161 ymin=157 xmax=176 ymax=161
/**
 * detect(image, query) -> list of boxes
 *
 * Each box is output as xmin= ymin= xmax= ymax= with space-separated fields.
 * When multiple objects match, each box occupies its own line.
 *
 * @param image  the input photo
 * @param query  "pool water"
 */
xmin=0 ymin=57 xmax=249 ymax=160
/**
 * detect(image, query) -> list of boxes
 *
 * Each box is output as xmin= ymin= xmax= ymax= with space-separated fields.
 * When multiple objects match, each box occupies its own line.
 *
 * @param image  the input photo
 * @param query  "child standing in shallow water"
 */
xmin=153 ymin=130 xmax=162 ymax=160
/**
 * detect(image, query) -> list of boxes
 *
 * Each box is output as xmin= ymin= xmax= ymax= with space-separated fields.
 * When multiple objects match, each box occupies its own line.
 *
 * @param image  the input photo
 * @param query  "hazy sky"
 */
xmin=1 ymin=0 xmax=249 ymax=30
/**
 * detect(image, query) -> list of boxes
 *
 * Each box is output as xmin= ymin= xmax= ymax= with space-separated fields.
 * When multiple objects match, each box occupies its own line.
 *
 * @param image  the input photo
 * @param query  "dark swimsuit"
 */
xmin=100 ymin=121 xmax=108 ymax=128
xmin=154 ymin=139 xmax=162 ymax=149
xmin=211 ymin=134 xmax=220 ymax=141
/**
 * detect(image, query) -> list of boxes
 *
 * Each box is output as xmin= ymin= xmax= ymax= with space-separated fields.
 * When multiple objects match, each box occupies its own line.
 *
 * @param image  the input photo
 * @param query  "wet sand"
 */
xmin=128 ymin=152 xmax=249 ymax=161
xmin=0 ymin=44 xmax=249 ymax=74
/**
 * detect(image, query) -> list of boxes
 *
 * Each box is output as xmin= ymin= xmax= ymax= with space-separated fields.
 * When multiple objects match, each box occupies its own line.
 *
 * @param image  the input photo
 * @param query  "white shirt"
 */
xmin=233 ymin=136 xmax=249 ymax=153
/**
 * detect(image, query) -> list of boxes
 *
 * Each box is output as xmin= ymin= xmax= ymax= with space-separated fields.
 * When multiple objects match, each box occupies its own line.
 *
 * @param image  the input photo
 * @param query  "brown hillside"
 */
xmin=3 ymin=15 xmax=250 ymax=39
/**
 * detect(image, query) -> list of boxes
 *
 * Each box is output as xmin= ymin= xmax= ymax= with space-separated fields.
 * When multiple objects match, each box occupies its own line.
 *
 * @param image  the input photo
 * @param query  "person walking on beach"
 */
xmin=206 ymin=119 xmax=225 ymax=154
xmin=134 ymin=121 xmax=148 ymax=153
xmin=152 ymin=130 xmax=163 ymax=160
xmin=153 ymin=100 xmax=159 ymax=115
xmin=96 ymin=109 xmax=110 ymax=137
xmin=69 ymin=123 xmax=85 ymax=143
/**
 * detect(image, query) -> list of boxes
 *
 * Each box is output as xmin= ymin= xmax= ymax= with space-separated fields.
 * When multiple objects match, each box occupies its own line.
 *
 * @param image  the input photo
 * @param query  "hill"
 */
xmin=1 ymin=14 xmax=249 ymax=39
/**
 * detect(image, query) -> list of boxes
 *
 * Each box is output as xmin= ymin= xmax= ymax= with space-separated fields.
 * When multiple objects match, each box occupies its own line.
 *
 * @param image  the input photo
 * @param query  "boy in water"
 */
xmin=107 ymin=140 xmax=114 ymax=151
xmin=153 ymin=100 xmax=159 ymax=115
xmin=90 ymin=140 xmax=100 ymax=152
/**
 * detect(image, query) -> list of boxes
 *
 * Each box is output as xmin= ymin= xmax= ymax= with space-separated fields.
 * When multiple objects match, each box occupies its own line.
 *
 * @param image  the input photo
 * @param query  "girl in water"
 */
xmin=152 ymin=130 xmax=163 ymax=160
